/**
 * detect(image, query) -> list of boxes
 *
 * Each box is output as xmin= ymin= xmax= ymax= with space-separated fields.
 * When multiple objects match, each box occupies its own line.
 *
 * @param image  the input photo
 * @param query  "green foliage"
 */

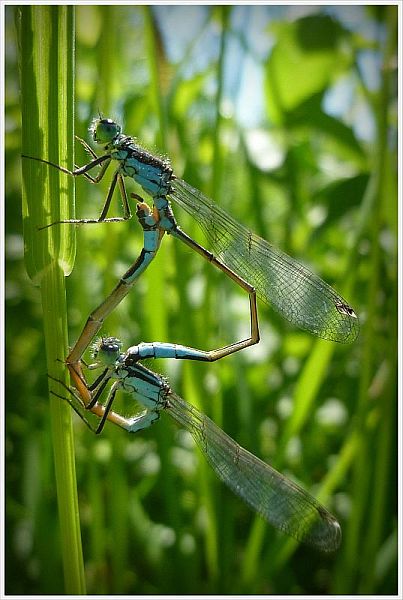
xmin=6 ymin=4 xmax=397 ymax=595
xmin=266 ymin=15 xmax=352 ymax=122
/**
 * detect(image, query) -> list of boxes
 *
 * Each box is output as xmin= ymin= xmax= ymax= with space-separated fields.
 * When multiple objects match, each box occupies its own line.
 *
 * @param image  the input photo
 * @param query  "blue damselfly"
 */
xmin=51 ymin=336 xmax=342 ymax=553
xmin=24 ymin=118 xmax=358 ymax=369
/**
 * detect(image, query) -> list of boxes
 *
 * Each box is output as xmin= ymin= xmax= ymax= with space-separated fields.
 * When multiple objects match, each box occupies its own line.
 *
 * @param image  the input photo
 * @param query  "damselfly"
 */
xmin=51 ymin=336 xmax=342 ymax=553
xmin=24 ymin=117 xmax=358 ymax=366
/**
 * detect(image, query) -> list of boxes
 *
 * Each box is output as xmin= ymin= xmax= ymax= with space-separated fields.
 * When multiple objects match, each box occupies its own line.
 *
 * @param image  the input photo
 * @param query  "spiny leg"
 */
xmin=22 ymin=152 xmax=111 ymax=179
xmin=72 ymin=154 xmax=131 ymax=221
xmin=49 ymin=371 xmax=157 ymax=435
xmin=75 ymin=134 xmax=97 ymax=160
xmin=39 ymin=170 xmax=132 ymax=228
xmin=96 ymin=173 xmax=131 ymax=222
xmin=25 ymin=142 xmax=132 ymax=226
xmin=94 ymin=381 xmax=120 ymax=434
xmin=50 ymin=388 xmax=100 ymax=433
xmin=48 ymin=374 xmax=117 ymax=434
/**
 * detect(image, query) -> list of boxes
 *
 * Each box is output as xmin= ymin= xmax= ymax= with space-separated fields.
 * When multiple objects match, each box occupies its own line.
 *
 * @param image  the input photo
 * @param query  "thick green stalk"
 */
xmin=18 ymin=6 xmax=86 ymax=593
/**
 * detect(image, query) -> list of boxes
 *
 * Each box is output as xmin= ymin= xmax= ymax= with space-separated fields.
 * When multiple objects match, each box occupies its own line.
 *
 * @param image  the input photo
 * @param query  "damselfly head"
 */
xmin=91 ymin=336 xmax=122 ymax=365
xmin=89 ymin=117 xmax=121 ymax=144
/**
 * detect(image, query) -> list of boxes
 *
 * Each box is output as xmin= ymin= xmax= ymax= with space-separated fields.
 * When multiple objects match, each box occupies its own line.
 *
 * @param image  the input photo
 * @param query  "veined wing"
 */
xmin=171 ymin=178 xmax=359 ymax=343
xmin=166 ymin=390 xmax=341 ymax=552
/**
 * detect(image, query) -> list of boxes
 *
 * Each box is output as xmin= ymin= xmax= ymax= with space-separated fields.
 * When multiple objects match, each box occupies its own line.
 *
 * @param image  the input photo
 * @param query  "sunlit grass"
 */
xmin=18 ymin=5 xmax=85 ymax=594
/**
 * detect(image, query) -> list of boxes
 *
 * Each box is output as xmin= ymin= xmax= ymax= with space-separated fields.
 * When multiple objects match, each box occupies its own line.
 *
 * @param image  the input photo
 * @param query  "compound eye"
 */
xmin=91 ymin=118 xmax=121 ymax=143
xmin=102 ymin=120 xmax=116 ymax=132
xmin=101 ymin=336 xmax=122 ymax=353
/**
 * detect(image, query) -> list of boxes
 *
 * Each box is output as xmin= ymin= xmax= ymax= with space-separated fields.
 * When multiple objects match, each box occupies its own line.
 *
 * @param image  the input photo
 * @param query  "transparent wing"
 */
xmin=172 ymin=178 xmax=359 ymax=343
xmin=166 ymin=391 xmax=341 ymax=552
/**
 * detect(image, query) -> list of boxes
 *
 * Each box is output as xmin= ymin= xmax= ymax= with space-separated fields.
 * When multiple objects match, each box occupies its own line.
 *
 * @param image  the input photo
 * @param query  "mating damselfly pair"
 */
xmin=25 ymin=117 xmax=358 ymax=551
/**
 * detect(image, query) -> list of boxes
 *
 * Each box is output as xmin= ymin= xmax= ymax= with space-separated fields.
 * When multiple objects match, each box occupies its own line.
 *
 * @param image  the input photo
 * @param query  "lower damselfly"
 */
xmin=51 ymin=336 xmax=342 ymax=553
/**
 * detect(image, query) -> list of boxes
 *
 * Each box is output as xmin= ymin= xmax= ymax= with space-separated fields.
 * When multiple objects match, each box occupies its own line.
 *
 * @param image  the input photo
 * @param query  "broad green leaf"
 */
xmin=20 ymin=6 xmax=75 ymax=282
xmin=265 ymin=15 xmax=352 ymax=123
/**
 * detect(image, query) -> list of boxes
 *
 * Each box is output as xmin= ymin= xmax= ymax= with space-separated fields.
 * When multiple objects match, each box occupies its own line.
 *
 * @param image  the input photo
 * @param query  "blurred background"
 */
xmin=5 ymin=4 xmax=398 ymax=595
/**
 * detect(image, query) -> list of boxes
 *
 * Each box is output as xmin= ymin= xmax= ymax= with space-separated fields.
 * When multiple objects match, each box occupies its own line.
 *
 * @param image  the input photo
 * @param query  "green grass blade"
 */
xmin=20 ymin=10 xmax=75 ymax=281
xmin=18 ymin=6 xmax=85 ymax=594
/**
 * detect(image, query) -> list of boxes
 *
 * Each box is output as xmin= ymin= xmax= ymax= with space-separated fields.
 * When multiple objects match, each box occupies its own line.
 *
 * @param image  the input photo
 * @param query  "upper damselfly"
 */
xmin=24 ymin=117 xmax=359 ymax=365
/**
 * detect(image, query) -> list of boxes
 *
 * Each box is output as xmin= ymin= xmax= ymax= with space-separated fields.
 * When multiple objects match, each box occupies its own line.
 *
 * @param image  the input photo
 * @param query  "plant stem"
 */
xmin=18 ymin=5 xmax=86 ymax=593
